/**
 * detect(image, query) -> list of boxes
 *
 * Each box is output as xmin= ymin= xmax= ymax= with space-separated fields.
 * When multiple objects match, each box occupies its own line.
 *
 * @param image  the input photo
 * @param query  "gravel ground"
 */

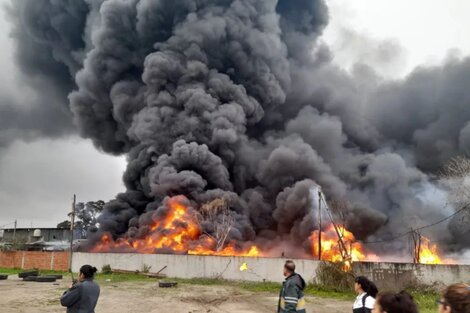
xmin=0 ymin=276 xmax=352 ymax=313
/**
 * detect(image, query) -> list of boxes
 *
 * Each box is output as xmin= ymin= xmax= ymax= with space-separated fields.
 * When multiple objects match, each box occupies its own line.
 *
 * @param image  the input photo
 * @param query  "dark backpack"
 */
xmin=362 ymin=294 xmax=372 ymax=313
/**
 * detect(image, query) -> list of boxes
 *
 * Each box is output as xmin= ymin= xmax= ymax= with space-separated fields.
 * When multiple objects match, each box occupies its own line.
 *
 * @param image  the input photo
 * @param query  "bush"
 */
xmin=101 ymin=264 xmax=112 ymax=274
xmin=314 ymin=261 xmax=355 ymax=292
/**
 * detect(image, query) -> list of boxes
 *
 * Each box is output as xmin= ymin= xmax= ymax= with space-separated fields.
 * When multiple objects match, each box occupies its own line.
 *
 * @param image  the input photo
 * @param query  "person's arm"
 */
xmin=283 ymin=283 xmax=300 ymax=312
xmin=60 ymin=285 xmax=81 ymax=307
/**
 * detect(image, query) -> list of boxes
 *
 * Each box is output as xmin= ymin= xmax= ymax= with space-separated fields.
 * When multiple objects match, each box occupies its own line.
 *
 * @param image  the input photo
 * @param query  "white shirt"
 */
xmin=353 ymin=293 xmax=375 ymax=309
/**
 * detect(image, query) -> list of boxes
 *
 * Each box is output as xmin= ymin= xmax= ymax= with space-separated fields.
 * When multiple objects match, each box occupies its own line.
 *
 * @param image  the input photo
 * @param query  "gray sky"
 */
xmin=0 ymin=0 xmax=125 ymax=228
xmin=0 ymin=138 xmax=126 ymax=228
xmin=324 ymin=0 xmax=470 ymax=78
xmin=1 ymin=0 xmax=470 ymax=228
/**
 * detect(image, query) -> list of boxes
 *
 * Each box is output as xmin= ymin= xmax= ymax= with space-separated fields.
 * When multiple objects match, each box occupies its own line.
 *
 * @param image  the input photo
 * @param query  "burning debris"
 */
xmin=9 ymin=0 xmax=470 ymax=263
xmin=92 ymin=195 xmax=261 ymax=257
xmin=309 ymin=225 xmax=376 ymax=263
xmin=91 ymin=193 xmax=448 ymax=265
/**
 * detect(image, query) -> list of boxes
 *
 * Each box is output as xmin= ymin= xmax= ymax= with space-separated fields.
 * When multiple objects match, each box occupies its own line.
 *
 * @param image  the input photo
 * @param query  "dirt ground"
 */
xmin=0 ymin=276 xmax=352 ymax=313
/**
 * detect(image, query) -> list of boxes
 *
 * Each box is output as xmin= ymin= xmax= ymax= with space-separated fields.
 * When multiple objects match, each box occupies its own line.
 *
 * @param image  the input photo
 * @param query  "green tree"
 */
xmin=57 ymin=220 xmax=71 ymax=229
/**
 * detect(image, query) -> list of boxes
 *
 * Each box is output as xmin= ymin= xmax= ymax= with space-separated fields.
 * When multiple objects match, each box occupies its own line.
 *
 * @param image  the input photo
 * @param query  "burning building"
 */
xmin=8 ymin=0 xmax=470 ymax=264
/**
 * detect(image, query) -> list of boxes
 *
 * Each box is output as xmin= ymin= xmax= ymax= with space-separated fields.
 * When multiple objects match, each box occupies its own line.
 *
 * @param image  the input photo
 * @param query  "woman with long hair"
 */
xmin=353 ymin=276 xmax=379 ymax=313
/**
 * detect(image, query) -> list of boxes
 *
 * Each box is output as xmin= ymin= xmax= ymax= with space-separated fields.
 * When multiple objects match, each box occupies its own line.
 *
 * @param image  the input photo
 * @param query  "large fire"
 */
xmin=309 ymin=225 xmax=379 ymax=263
xmin=309 ymin=225 xmax=448 ymax=265
xmin=92 ymin=196 xmax=261 ymax=257
xmin=92 ymin=196 xmax=448 ymax=265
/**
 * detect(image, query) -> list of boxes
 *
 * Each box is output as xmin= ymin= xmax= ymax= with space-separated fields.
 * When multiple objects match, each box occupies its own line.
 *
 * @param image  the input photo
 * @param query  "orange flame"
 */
xmin=310 ymin=225 xmax=378 ymax=264
xmin=92 ymin=196 xmax=450 ymax=265
xmin=416 ymin=236 xmax=443 ymax=264
xmin=91 ymin=196 xmax=261 ymax=257
xmin=310 ymin=225 xmax=449 ymax=266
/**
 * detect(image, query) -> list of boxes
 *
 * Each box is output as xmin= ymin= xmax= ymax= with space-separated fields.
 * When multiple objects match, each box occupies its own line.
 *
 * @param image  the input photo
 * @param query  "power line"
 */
xmin=415 ymin=204 xmax=469 ymax=232
xmin=362 ymin=204 xmax=470 ymax=244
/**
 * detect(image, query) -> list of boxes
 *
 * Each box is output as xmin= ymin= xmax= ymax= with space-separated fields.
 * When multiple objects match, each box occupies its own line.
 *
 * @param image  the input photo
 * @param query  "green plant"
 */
xmin=313 ymin=261 xmax=355 ymax=292
xmin=101 ymin=264 xmax=112 ymax=274
xmin=142 ymin=263 xmax=152 ymax=273
xmin=405 ymin=287 xmax=440 ymax=313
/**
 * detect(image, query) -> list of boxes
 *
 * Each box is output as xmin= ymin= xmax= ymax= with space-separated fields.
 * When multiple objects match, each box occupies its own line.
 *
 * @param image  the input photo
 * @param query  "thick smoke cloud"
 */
xmin=0 ymin=0 xmax=89 ymax=150
xmin=369 ymin=58 xmax=470 ymax=170
xmin=8 ymin=0 xmax=470 ymax=254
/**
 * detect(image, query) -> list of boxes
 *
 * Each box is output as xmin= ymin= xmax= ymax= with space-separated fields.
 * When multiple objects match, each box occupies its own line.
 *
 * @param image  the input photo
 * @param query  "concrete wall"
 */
xmin=72 ymin=253 xmax=470 ymax=289
xmin=72 ymin=253 xmax=320 ymax=283
xmin=353 ymin=262 xmax=470 ymax=290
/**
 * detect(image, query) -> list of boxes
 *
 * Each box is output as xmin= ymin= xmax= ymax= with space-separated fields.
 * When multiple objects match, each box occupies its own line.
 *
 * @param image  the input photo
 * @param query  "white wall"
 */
xmin=73 ymin=253 xmax=470 ymax=288
xmin=72 ymin=253 xmax=321 ymax=283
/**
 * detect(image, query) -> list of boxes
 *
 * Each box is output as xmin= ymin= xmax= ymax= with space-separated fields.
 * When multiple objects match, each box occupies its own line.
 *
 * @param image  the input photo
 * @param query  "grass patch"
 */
xmin=407 ymin=287 xmax=440 ymax=313
xmin=0 ymin=268 xmax=69 ymax=276
xmin=305 ymin=284 xmax=355 ymax=300
xmin=95 ymin=272 xmax=153 ymax=283
xmin=0 ymin=268 xmax=24 ymax=275
xmin=171 ymin=277 xmax=355 ymax=300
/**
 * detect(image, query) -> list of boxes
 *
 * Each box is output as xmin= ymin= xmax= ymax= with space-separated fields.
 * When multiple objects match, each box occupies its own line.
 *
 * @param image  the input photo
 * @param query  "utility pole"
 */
xmin=320 ymin=195 xmax=352 ymax=263
xmin=411 ymin=229 xmax=421 ymax=264
xmin=13 ymin=219 xmax=17 ymax=245
xmin=318 ymin=190 xmax=322 ymax=261
xmin=68 ymin=195 xmax=76 ymax=275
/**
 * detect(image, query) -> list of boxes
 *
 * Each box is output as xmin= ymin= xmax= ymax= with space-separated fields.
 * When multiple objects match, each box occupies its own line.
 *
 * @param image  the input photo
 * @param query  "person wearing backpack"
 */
xmin=352 ymin=276 xmax=378 ymax=313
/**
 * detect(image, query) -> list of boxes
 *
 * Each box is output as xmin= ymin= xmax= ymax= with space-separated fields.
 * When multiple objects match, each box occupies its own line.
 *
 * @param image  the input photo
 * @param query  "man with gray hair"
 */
xmin=278 ymin=260 xmax=306 ymax=313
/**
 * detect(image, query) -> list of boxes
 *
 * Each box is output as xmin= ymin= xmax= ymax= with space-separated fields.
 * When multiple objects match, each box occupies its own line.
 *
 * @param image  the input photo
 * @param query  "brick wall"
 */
xmin=0 ymin=251 xmax=70 ymax=271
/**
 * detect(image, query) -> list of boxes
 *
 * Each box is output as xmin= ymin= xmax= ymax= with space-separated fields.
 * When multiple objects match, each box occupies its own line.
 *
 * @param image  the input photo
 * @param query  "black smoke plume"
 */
xmin=8 ymin=0 xmax=470 ymax=255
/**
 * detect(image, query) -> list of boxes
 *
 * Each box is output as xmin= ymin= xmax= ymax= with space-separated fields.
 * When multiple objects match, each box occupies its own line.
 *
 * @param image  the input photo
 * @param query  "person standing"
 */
xmin=353 ymin=276 xmax=378 ymax=313
xmin=437 ymin=283 xmax=470 ymax=313
xmin=278 ymin=260 xmax=306 ymax=313
xmin=61 ymin=265 xmax=101 ymax=313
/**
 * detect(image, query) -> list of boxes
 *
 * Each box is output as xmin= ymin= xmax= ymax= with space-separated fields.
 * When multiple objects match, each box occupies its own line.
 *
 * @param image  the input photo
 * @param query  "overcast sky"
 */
xmin=1 ymin=0 xmax=470 ymax=228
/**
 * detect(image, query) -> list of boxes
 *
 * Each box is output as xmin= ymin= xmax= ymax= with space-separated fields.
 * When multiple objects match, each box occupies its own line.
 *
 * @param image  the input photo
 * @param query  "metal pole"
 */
xmin=13 ymin=219 xmax=17 ymax=245
xmin=321 ymin=196 xmax=351 ymax=262
xmin=69 ymin=195 xmax=76 ymax=275
xmin=318 ymin=191 xmax=322 ymax=261
xmin=416 ymin=233 xmax=421 ymax=264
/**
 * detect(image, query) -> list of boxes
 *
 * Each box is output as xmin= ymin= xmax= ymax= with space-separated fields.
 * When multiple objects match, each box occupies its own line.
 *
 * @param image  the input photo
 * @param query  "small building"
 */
xmin=0 ymin=227 xmax=89 ymax=251
xmin=0 ymin=227 xmax=72 ymax=243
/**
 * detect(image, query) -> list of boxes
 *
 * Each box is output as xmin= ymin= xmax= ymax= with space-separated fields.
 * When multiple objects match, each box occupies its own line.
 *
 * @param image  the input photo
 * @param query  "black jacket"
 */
xmin=60 ymin=279 xmax=100 ymax=313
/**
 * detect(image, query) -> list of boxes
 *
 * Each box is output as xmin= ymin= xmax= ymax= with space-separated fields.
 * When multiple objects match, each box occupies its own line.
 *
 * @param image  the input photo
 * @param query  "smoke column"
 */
xmin=8 ymin=0 xmax=470 ymax=254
